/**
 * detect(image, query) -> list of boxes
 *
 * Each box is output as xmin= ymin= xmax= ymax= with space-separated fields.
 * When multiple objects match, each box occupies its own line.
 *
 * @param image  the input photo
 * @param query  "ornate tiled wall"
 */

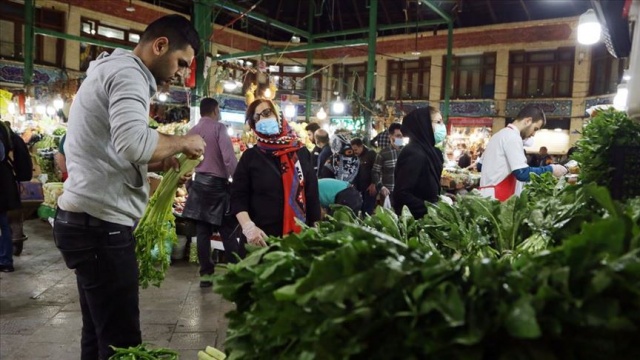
xmin=584 ymin=95 xmax=614 ymax=113
xmin=505 ymin=100 xmax=572 ymax=118
xmin=0 ymin=60 xmax=65 ymax=85
xmin=440 ymin=100 xmax=495 ymax=117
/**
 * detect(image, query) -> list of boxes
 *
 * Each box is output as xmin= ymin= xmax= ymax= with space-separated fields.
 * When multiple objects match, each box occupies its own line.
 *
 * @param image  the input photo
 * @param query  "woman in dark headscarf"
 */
xmin=231 ymin=99 xmax=321 ymax=247
xmin=392 ymin=106 xmax=445 ymax=219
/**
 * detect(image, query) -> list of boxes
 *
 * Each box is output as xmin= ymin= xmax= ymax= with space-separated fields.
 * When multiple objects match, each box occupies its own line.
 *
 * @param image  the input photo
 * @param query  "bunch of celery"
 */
xmin=135 ymin=153 xmax=202 ymax=288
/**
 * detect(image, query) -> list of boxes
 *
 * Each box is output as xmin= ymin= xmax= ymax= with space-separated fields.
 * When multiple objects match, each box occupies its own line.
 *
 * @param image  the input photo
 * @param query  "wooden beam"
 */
xmin=486 ymin=0 xmax=498 ymax=23
xmin=519 ymin=0 xmax=531 ymax=21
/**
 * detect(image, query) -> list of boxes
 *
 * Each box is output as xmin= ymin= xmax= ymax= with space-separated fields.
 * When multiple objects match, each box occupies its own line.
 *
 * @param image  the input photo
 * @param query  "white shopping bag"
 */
xmin=382 ymin=196 xmax=392 ymax=209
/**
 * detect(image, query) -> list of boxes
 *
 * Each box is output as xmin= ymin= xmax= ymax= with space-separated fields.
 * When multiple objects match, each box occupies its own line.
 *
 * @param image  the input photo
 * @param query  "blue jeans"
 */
xmin=0 ymin=212 xmax=12 ymax=266
xmin=53 ymin=209 xmax=141 ymax=360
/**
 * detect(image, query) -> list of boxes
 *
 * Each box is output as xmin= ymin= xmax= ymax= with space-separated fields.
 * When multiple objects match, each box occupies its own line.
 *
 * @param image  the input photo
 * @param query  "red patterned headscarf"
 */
xmin=251 ymin=104 xmax=306 ymax=235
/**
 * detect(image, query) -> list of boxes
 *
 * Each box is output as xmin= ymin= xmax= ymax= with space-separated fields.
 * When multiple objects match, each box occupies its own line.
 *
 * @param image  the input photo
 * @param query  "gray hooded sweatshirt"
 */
xmin=58 ymin=49 xmax=159 ymax=226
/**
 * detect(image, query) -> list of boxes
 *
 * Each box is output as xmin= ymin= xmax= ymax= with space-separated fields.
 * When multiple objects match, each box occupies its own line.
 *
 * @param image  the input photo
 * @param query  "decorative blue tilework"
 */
xmin=505 ymin=100 xmax=572 ymax=117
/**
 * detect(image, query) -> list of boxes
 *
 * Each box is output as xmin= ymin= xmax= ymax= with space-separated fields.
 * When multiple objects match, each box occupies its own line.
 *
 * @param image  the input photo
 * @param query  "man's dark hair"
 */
xmin=350 ymin=138 xmax=364 ymax=147
xmin=305 ymin=122 xmax=321 ymax=133
xmin=315 ymin=129 xmax=329 ymax=145
xmin=516 ymin=105 xmax=546 ymax=127
xmin=200 ymin=98 xmax=218 ymax=116
xmin=140 ymin=15 xmax=200 ymax=55
xmin=389 ymin=122 xmax=402 ymax=134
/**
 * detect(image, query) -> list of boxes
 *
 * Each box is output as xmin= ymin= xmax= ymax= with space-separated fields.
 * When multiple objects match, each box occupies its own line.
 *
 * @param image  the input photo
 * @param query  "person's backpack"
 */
xmin=0 ymin=122 xmax=33 ymax=181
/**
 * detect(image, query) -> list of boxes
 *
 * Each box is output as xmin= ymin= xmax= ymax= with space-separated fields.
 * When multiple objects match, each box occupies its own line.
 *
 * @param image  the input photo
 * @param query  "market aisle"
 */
xmin=0 ymin=219 xmax=233 ymax=360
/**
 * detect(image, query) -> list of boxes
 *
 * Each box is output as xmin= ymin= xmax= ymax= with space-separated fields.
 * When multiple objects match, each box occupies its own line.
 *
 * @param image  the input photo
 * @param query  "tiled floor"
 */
xmin=0 ymin=218 xmax=233 ymax=360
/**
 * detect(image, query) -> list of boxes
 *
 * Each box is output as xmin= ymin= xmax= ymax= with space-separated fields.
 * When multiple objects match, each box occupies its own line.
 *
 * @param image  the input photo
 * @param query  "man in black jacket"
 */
xmin=305 ymin=122 xmax=321 ymax=173
xmin=351 ymin=138 xmax=377 ymax=215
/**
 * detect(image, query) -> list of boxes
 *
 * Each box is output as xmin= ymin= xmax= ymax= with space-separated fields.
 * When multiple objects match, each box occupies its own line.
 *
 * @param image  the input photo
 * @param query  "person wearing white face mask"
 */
xmin=230 ymin=99 xmax=321 ymax=248
xmin=372 ymin=122 xmax=403 ymax=207
xmin=479 ymin=105 xmax=567 ymax=202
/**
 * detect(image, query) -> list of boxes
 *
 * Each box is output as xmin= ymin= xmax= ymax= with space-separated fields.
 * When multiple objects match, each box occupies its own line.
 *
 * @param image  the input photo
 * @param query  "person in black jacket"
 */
xmin=393 ymin=106 xmax=444 ymax=219
xmin=350 ymin=138 xmax=377 ymax=215
xmin=231 ymin=99 xmax=321 ymax=247
xmin=0 ymin=122 xmax=27 ymax=272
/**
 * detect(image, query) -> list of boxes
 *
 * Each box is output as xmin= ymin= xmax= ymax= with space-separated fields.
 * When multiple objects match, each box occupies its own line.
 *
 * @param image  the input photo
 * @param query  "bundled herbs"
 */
xmin=215 ymin=185 xmax=640 ymax=359
xmin=109 ymin=344 xmax=178 ymax=360
xmin=574 ymin=108 xmax=640 ymax=199
xmin=135 ymin=153 xmax=202 ymax=288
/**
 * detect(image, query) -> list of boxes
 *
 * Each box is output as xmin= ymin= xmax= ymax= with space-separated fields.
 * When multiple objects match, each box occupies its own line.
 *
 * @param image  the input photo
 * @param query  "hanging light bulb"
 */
xmin=53 ymin=97 xmax=64 ymax=110
xmin=46 ymin=106 xmax=56 ymax=116
xmin=577 ymin=9 xmax=601 ymax=45
xmin=316 ymin=107 xmax=327 ymax=120
xmin=158 ymin=93 xmax=168 ymax=102
xmin=284 ymin=103 xmax=297 ymax=119
xmin=8 ymin=102 xmax=16 ymax=114
xmin=613 ymin=83 xmax=628 ymax=110
xmin=264 ymin=87 xmax=272 ymax=99
xmin=227 ymin=126 xmax=234 ymax=137
xmin=332 ymin=96 xmax=345 ymax=114
xmin=126 ymin=0 xmax=135 ymax=12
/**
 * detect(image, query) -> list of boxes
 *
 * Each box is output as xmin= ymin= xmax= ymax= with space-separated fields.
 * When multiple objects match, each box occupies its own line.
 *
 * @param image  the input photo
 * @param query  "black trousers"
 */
xmin=196 ymin=221 xmax=219 ymax=276
xmin=53 ymin=209 xmax=141 ymax=360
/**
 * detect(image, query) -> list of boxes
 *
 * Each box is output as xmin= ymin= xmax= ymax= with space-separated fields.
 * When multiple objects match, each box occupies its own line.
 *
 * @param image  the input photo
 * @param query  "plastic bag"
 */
xmin=383 ymin=196 xmax=392 ymax=209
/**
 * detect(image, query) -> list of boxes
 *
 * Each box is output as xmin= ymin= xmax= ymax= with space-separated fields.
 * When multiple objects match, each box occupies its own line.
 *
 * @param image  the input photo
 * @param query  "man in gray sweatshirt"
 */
xmin=53 ymin=15 xmax=205 ymax=360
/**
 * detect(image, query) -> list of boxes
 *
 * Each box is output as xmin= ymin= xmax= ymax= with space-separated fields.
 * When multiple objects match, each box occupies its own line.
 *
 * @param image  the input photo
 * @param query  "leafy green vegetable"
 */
xmin=109 ymin=344 xmax=178 ymax=359
xmin=215 ymin=188 xmax=640 ymax=359
xmin=135 ymin=154 xmax=201 ymax=288
xmin=574 ymin=108 xmax=640 ymax=199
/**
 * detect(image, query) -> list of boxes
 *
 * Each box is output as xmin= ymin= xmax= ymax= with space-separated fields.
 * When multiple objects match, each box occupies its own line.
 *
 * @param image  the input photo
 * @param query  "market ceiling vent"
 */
xmin=140 ymin=0 xmax=592 ymax=42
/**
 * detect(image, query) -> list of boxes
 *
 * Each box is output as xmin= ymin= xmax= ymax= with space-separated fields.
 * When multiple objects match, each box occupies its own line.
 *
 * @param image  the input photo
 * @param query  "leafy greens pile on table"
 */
xmin=214 ymin=180 xmax=640 ymax=360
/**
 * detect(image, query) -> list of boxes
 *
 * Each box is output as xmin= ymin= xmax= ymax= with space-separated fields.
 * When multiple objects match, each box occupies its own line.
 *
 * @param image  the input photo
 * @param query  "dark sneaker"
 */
xmin=199 ymin=274 xmax=214 ymax=288
xmin=0 ymin=265 xmax=15 ymax=272
xmin=199 ymin=280 xmax=213 ymax=288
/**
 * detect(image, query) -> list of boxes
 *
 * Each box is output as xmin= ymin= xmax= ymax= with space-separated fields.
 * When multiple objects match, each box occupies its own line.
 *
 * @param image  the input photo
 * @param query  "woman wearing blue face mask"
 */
xmin=230 ymin=99 xmax=321 ymax=248
xmin=392 ymin=106 xmax=445 ymax=219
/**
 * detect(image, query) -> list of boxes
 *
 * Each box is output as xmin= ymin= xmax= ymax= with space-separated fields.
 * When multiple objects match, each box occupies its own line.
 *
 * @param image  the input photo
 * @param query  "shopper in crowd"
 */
xmin=393 ymin=106 xmax=444 ymax=219
xmin=319 ymin=133 xmax=360 ymax=183
xmin=54 ymin=133 xmax=68 ymax=181
xmin=0 ymin=122 xmax=31 ymax=272
xmin=372 ymin=122 xmax=404 ymax=207
xmin=181 ymin=98 xmax=238 ymax=288
xmin=305 ymin=122 xmax=321 ymax=173
xmin=318 ymin=178 xmax=363 ymax=217
xmin=479 ymin=105 xmax=567 ymax=202
xmin=52 ymin=15 xmax=205 ymax=359
xmin=457 ymin=143 xmax=472 ymax=168
xmin=372 ymin=125 xmax=392 ymax=149
xmin=537 ymin=146 xmax=554 ymax=166
xmin=231 ymin=99 xmax=321 ymax=247
xmin=315 ymin=129 xmax=331 ymax=176
xmin=350 ymin=138 xmax=377 ymax=215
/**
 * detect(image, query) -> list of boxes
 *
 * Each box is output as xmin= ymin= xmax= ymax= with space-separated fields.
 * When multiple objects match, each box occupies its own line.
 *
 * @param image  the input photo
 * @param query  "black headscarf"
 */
xmin=401 ymin=108 xmax=443 ymax=190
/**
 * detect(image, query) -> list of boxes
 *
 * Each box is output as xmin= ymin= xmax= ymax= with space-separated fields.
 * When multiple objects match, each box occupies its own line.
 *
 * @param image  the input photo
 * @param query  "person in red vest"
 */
xmin=479 ymin=105 xmax=567 ymax=202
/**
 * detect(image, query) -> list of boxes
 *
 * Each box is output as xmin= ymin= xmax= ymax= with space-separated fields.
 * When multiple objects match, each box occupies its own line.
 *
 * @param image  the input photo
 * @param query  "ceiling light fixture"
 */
xmin=577 ymin=9 xmax=601 ymax=45
xmin=126 ymin=0 xmax=135 ymax=12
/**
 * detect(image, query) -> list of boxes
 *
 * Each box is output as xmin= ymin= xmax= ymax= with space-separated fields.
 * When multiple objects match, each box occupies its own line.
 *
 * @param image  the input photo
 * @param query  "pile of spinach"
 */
xmin=573 ymin=108 xmax=640 ymax=199
xmin=215 ymin=185 xmax=640 ymax=360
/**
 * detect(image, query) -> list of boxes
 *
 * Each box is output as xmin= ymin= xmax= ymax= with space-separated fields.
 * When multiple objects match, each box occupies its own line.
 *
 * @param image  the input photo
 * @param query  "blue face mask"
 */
xmin=394 ymin=138 xmax=404 ymax=147
xmin=433 ymin=123 xmax=447 ymax=143
xmin=255 ymin=117 xmax=280 ymax=135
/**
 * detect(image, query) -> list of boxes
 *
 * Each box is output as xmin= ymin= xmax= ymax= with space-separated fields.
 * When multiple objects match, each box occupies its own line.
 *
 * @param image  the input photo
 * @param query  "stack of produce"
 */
xmin=42 ymin=182 xmax=64 ymax=208
xmin=157 ymin=122 xmax=190 ymax=136
xmin=215 ymin=176 xmax=640 ymax=359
